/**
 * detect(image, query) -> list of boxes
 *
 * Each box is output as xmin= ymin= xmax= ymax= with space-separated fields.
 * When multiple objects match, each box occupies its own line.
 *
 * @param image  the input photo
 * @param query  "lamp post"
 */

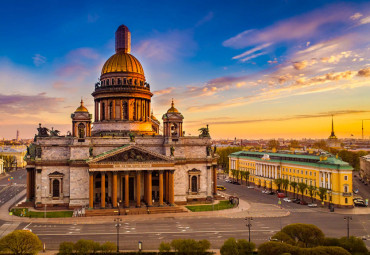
xmin=118 ymin=201 xmax=121 ymax=216
xmin=344 ymin=216 xmax=352 ymax=239
xmin=245 ymin=217 xmax=253 ymax=243
xmin=114 ymin=218 xmax=122 ymax=252
xmin=328 ymin=190 xmax=332 ymax=210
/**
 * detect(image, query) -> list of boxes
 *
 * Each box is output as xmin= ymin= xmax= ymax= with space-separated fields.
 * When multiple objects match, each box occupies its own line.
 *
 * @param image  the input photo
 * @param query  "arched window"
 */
xmin=112 ymin=79 xmax=115 ymax=85
xmin=109 ymin=102 xmax=113 ymax=119
xmin=123 ymin=78 xmax=127 ymax=85
xmin=191 ymin=176 xmax=197 ymax=192
xmin=122 ymin=101 xmax=128 ymax=120
xmin=118 ymin=78 xmax=121 ymax=85
xmin=106 ymin=79 xmax=110 ymax=86
xmin=171 ymin=123 xmax=178 ymax=137
xmin=78 ymin=123 xmax=85 ymax=138
xmin=53 ymin=179 xmax=60 ymax=197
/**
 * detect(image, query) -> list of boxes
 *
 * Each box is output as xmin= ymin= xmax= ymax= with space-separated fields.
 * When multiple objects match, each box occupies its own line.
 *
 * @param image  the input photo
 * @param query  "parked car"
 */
xmin=292 ymin=199 xmax=301 ymax=204
xmin=232 ymin=181 xmax=241 ymax=185
xmin=217 ymin=185 xmax=226 ymax=191
xmin=277 ymin=193 xmax=285 ymax=198
xmin=247 ymin=186 xmax=254 ymax=189
xmin=283 ymin=198 xmax=292 ymax=202
xmin=353 ymin=199 xmax=367 ymax=207
xmin=300 ymin=201 xmax=308 ymax=205
xmin=268 ymin=191 xmax=275 ymax=195
xmin=353 ymin=189 xmax=359 ymax=194
xmin=225 ymin=179 xmax=232 ymax=183
xmin=308 ymin=203 xmax=317 ymax=207
xmin=262 ymin=190 xmax=268 ymax=193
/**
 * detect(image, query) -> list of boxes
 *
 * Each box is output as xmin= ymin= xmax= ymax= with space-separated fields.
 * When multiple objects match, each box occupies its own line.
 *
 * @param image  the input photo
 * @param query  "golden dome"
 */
xmin=75 ymin=99 xmax=89 ymax=113
xmin=167 ymin=99 xmax=179 ymax=113
xmin=101 ymin=52 xmax=144 ymax=76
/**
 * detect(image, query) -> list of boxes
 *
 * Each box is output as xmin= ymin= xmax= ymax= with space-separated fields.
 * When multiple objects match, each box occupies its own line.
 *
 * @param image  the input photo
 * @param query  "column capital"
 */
xmin=146 ymin=170 xmax=153 ymax=174
xmin=158 ymin=170 xmax=164 ymax=174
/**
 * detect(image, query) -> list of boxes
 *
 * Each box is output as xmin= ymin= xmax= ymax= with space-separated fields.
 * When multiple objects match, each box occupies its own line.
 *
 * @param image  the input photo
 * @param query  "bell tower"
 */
xmin=162 ymin=99 xmax=184 ymax=139
xmin=71 ymin=99 xmax=92 ymax=140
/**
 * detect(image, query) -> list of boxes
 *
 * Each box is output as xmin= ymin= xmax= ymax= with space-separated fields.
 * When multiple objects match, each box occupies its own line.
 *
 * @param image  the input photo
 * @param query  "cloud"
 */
xmin=195 ymin=11 xmax=214 ymax=27
xmin=135 ymin=30 xmax=196 ymax=62
xmin=232 ymin=43 xmax=271 ymax=60
xmin=240 ymin=52 xmax=267 ymax=62
xmin=153 ymin=87 xmax=175 ymax=96
xmin=350 ymin=12 xmax=363 ymax=20
xmin=32 ymin=54 xmax=46 ymax=66
xmin=0 ymin=93 xmax=64 ymax=114
xmin=358 ymin=67 xmax=370 ymax=77
xmin=293 ymin=61 xmax=308 ymax=70
xmin=268 ymin=58 xmax=278 ymax=64
xmin=193 ymin=110 xmax=370 ymax=126
xmin=223 ymin=5 xmax=353 ymax=49
xmin=358 ymin=16 xmax=370 ymax=25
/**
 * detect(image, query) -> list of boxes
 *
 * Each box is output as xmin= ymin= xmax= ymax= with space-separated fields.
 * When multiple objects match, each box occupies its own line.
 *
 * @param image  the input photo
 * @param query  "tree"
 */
xmin=216 ymin=146 xmax=243 ymax=172
xmin=258 ymin=242 xmax=298 ymax=255
xmin=0 ymin=230 xmax=42 ymax=255
xmin=158 ymin=242 xmax=171 ymax=253
xmin=290 ymin=181 xmax=298 ymax=199
xmin=236 ymin=170 xmax=240 ymax=183
xmin=220 ymin=238 xmax=256 ymax=255
xmin=74 ymin=239 xmax=100 ymax=254
xmin=298 ymin=182 xmax=308 ymax=201
xmin=290 ymin=140 xmax=300 ymax=148
xmin=273 ymin=178 xmax=283 ymax=192
xmin=231 ymin=169 xmax=236 ymax=182
xmin=59 ymin=242 xmax=74 ymax=255
xmin=318 ymin=187 xmax=328 ymax=205
xmin=313 ymin=140 xmax=328 ymax=150
xmin=3 ymin=155 xmax=16 ymax=172
xmin=336 ymin=236 xmax=368 ymax=255
xmin=100 ymin=242 xmax=117 ymax=254
xmin=279 ymin=223 xmax=325 ymax=248
xmin=239 ymin=171 xmax=246 ymax=185
xmin=307 ymin=185 xmax=317 ymax=203
xmin=245 ymin=171 xmax=250 ymax=186
xmin=170 ymin=239 xmax=210 ymax=253
xmin=282 ymin=179 xmax=289 ymax=196
xmin=267 ymin=139 xmax=280 ymax=150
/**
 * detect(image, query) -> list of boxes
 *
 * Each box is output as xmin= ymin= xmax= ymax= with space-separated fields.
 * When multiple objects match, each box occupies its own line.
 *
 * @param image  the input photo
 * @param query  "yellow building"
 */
xmin=0 ymin=145 xmax=27 ymax=168
xmin=229 ymin=151 xmax=353 ymax=208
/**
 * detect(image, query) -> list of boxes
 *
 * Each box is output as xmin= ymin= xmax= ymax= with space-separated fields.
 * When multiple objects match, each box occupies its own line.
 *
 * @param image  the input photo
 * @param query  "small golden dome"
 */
xmin=75 ymin=99 xmax=89 ymax=113
xmin=167 ymin=99 xmax=179 ymax=113
xmin=101 ymin=52 xmax=144 ymax=76
xmin=151 ymin=110 xmax=158 ymax=121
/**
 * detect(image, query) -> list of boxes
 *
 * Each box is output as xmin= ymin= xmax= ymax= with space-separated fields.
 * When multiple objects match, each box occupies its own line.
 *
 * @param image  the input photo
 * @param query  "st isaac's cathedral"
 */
xmin=25 ymin=25 xmax=218 ymax=212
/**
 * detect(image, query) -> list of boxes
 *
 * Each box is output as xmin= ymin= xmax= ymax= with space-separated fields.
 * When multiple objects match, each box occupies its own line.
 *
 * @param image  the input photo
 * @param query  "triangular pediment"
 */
xmin=87 ymin=145 xmax=172 ymax=164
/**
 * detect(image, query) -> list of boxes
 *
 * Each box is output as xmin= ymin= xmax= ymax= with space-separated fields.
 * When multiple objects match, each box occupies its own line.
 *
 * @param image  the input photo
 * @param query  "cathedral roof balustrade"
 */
xmin=93 ymin=84 xmax=151 ymax=94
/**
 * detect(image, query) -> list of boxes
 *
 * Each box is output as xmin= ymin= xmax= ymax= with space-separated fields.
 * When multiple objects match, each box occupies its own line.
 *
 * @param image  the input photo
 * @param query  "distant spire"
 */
xmin=329 ymin=115 xmax=336 ymax=138
xmin=171 ymin=98 xmax=174 ymax=108
xmin=115 ymin=25 xmax=131 ymax=53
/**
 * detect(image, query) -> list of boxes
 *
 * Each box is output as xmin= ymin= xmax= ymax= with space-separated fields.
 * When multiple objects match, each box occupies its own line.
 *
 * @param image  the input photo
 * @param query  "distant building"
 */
xmin=359 ymin=155 xmax=370 ymax=183
xmin=327 ymin=116 xmax=341 ymax=148
xmin=16 ymin=130 xmax=20 ymax=141
xmin=0 ymin=145 xmax=27 ymax=168
xmin=0 ymin=158 xmax=4 ymax=175
xmin=229 ymin=150 xmax=353 ymax=208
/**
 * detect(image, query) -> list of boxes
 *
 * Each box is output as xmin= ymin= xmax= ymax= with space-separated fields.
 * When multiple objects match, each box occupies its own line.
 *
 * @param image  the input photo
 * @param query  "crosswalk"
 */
xmin=0 ymin=222 xmax=20 ymax=238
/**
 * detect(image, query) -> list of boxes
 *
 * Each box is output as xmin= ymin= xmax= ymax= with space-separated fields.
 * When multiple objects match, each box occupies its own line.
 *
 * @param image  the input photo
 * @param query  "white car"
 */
xmin=262 ymin=190 xmax=268 ymax=194
xmin=308 ymin=203 xmax=317 ymax=207
xmin=247 ymin=186 xmax=254 ymax=189
xmin=283 ymin=198 xmax=292 ymax=202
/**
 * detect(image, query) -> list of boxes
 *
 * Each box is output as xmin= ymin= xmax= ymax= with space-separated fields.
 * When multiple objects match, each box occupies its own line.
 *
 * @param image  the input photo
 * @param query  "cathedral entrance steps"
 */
xmin=85 ymin=206 xmax=186 ymax=217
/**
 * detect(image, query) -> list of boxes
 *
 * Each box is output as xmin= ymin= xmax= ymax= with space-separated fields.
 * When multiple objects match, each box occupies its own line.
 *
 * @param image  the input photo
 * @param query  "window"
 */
xmin=310 ymin=172 xmax=312 ymax=176
xmin=301 ymin=170 xmax=303 ymax=174
xmin=344 ymin=185 xmax=348 ymax=193
xmin=191 ymin=176 xmax=198 ymax=192
xmin=345 ymin=198 xmax=348 ymax=204
xmin=112 ymin=79 xmax=115 ymax=85
xmin=106 ymin=79 xmax=109 ymax=85
xmin=78 ymin=123 xmax=85 ymax=139
xmin=52 ymin=179 xmax=60 ymax=197
xmin=118 ymin=78 xmax=121 ymax=85
xmin=344 ymin=175 xmax=348 ymax=181
xmin=290 ymin=169 xmax=291 ymax=172
xmin=314 ymin=172 xmax=316 ymax=176
xmin=305 ymin=171 xmax=307 ymax=175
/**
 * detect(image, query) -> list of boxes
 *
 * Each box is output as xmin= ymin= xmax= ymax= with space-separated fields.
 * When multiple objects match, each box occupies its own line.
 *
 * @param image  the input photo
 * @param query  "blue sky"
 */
xmin=0 ymin=0 xmax=369 ymax=139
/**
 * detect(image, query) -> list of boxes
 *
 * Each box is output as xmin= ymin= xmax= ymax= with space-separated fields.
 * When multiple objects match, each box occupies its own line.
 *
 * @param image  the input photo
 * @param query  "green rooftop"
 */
xmin=229 ymin=151 xmax=353 ymax=170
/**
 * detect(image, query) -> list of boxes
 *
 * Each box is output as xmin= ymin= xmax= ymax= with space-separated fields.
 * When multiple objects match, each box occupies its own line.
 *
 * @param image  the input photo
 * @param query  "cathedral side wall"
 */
xmin=38 ymin=166 xmax=70 ymax=205
xmin=69 ymin=167 xmax=89 ymax=206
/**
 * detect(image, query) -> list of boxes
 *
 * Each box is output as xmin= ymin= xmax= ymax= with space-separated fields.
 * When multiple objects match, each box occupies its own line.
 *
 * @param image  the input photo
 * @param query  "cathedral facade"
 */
xmin=25 ymin=25 xmax=218 ymax=209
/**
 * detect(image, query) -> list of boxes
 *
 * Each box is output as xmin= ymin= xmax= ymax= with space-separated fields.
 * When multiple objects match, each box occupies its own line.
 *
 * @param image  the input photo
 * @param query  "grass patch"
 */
xmin=11 ymin=208 xmax=73 ymax=218
xmin=186 ymin=200 xmax=234 ymax=212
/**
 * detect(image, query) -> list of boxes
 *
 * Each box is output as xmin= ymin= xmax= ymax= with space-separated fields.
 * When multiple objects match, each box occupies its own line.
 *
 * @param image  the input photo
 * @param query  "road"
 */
xmin=0 ymin=169 xmax=26 ymax=207
xmin=0 ymin=170 xmax=369 ymax=251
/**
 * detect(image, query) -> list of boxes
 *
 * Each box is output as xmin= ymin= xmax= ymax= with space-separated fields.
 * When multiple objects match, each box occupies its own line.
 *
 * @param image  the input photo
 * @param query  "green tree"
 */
xmin=216 ymin=146 xmax=243 ymax=173
xmin=318 ymin=187 xmax=328 ymax=206
xmin=279 ymin=223 xmax=325 ymax=248
xmin=290 ymin=181 xmax=298 ymax=199
xmin=282 ymin=179 xmax=289 ymax=196
xmin=271 ymin=231 xmax=295 ymax=245
xmin=307 ymin=185 xmax=317 ymax=203
xmin=274 ymin=178 xmax=283 ymax=192
xmin=337 ymin=236 xmax=368 ymax=255
xmin=158 ymin=242 xmax=171 ymax=253
xmin=74 ymin=239 xmax=100 ymax=255
xmin=298 ymin=182 xmax=308 ymax=201
xmin=59 ymin=242 xmax=74 ymax=255
xmin=3 ymin=155 xmax=16 ymax=172
xmin=100 ymin=242 xmax=116 ymax=254
xmin=236 ymin=170 xmax=241 ymax=183
xmin=245 ymin=171 xmax=250 ymax=186
xmin=220 ymin=238 xmax=256 ymax=255
xmin=0 ymin=230 xmax=42 ymax=255
xmin=231 ymin=169 xmax=236 ymax=182
xmin=170 ymin=239 xmax=210 ymax=253
xmin=267 ymin=139 xmax=280 ymax=150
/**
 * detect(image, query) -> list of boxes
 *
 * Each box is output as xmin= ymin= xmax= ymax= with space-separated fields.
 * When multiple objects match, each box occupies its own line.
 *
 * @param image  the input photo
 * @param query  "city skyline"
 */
xmin=1 ymin=0 xmax=370 ymax=139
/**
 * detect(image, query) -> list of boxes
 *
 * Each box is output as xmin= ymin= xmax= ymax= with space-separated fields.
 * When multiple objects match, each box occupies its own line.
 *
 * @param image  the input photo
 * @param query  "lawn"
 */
xmin=185 ymin=200 xmax=234 ymax=212
xmin=11 ymin=208 xmax=73 ymax=218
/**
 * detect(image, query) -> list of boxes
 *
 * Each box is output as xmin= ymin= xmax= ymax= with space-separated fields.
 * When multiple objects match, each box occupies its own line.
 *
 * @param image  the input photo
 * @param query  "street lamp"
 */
xmin=114 ymin=218 xmax=122 ymax=252
xmin=117 ymin=201 xmax=121 ymax=216
xmin=245 ymin=217 xmax=253 ymax=243
xmin=344 ymin=216 xmax=352 ymax=240
xmin=327 ymin=190 xmax=332 ymax=210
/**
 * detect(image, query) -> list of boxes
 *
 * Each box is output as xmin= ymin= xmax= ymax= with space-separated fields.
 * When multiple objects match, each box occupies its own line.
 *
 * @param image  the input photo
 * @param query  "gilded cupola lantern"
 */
xmin=162 ymin=99 xmax=184 ymax=139
xmin=71 ymin=99 xmax=92 ymax=140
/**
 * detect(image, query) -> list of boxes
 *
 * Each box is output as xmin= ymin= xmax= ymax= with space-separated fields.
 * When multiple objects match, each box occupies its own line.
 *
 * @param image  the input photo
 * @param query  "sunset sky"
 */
xmin=0 ymin=0 xmax=369 ymax=140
